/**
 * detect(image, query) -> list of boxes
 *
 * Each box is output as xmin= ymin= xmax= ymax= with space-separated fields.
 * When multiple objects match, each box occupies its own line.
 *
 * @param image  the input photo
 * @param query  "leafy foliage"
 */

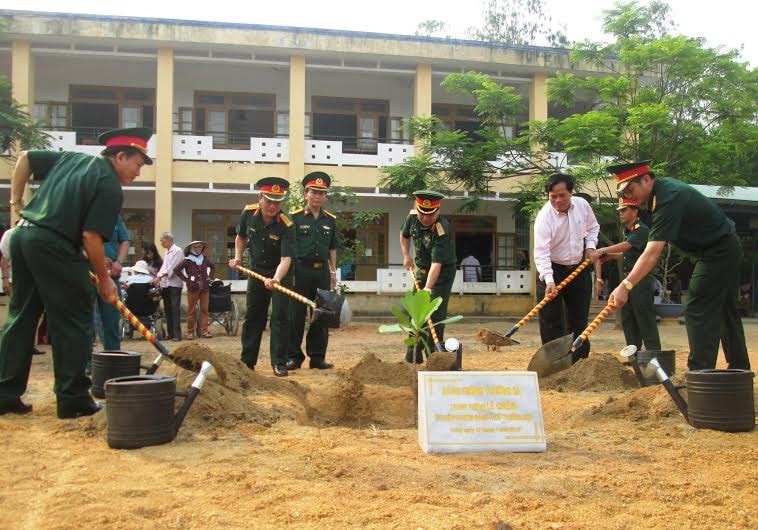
xmin=0 ymin=77 xmax=50 ymax=154
xmin=467 ymin=0 xmax=569 ymax=47
xmin=378 ymin=290 xmax=463 ymax=357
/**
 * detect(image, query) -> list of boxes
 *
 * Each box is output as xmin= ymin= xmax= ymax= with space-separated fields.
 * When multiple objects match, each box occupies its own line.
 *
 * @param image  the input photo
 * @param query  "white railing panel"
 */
xmin=377 ymin=268 xmax=413 ymax=294
xmin=378 ymin=143 xmax=415 ymax=167
xmin=341 ymin=153 xmax=379 ymax=166
xmin=210 ymin=148 xmax=253 ymax=162
xmin=305 ymin=140 xmax=342 ymax=165
xmin=251 ymin=137 xmax=289 ymax=163
xmin=497 ymin=270 xmax=530 ymax=294
xmin=173 ymin=135 xmax=212 ymax=160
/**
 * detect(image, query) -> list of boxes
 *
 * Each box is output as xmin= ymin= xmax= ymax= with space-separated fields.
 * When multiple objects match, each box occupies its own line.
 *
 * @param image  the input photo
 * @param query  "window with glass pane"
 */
xmin=390 ymin=117 xmax=403 ymax=142
xmin=276 ymin=112 xmax=289 ymax=137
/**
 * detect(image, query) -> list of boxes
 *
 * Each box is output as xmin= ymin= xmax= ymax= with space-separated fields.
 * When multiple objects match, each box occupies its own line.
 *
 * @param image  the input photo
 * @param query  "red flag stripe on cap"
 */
xmin=105 ymin=135 xmax=148 ymax=151
xmin=615 ymin=164 xmax=650 ymax=182
xmin=416 ymin=198 xmax=441 ymax=209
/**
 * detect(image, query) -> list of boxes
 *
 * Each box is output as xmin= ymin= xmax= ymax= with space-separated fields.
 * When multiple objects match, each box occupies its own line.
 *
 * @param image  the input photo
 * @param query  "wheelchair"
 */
xmin=121 ymin=282 xmax=166 ymax=340
xmin=195 ymin=279 xmax=239 ymax=336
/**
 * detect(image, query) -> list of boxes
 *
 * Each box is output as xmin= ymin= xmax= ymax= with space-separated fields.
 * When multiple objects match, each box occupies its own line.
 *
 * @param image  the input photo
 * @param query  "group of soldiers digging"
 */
xmin=0 ymin=126 xmax=750 ymax=419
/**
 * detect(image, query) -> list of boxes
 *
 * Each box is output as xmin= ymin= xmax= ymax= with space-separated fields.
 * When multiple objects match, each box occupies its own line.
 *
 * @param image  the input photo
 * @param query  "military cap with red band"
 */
xmin=413 ymin=189 xmax=445 ymax=214
xmin=616 ymin=197 xmax=641 ymax=210
xmin=302 ymin=171 xmax=331 ymax=191
xmin=255 ymin=176 xmax=289 ymax=202
xmin=607 ymin=160 xmax=652 ymax=193
xmin=97 ymin=127 xmax=154 ymax=165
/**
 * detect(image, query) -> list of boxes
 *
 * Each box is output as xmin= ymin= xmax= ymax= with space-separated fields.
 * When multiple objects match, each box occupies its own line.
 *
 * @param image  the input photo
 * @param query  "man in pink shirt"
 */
xmin=533 ymin=174 xmax=600 ymax=362
xmin=152 ymin=232 xmax=185 ymax=341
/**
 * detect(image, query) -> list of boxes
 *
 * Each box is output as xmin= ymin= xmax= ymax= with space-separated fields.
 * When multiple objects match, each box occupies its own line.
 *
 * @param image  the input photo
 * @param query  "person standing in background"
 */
xmin=153 ymin=232 xmax=185 ymax=341
xmin=174 ymin=240 xmax=215 ymax=339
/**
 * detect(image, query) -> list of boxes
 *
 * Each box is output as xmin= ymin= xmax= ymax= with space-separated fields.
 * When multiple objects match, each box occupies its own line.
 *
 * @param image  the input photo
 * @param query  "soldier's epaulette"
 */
xmin=435 ymin=222 xmax=446 ymax=236
xmin=244 ymin=203 xmax=259 ymax=211
xmin=323 ymin=209 xmax=337 ymax=219
xmin=279 ymin=213 xmax=293 ymax=227
xmin=290 ymin=207 xmax=304 ymax=215
xmin=409 ymin=209 xmax=417 ymax=215
xmin=633 ymin=222 xmax=640 ymax=230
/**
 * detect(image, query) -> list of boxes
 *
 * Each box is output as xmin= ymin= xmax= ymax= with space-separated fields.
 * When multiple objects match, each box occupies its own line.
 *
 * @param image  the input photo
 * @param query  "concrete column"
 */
xmin=154 ymin=48 xmax=174 ymax=242
xmin=413 ymin=63 xmax=432 ymax=117
xmin=529 ymin=73 xmax=548 ymax=299
xmin=11 ymin=40 xmax=34 ymax=222
xmin=288 ymin=55 xmax=306 ymax=182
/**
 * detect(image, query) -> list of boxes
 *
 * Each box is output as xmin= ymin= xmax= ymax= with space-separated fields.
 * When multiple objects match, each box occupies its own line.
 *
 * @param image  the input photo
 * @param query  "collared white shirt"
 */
xmin=533 ymin=197 xmax=599 ymax=284
xmin=156 ymin=244 xmax=185 ymax=288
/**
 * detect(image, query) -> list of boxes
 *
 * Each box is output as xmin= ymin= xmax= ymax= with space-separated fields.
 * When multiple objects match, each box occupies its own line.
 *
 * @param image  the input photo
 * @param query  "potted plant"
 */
xmin=654 ymin=244 xmax=685 ymax=318
xmin=378 ymin=289 xmax=462 ymax=361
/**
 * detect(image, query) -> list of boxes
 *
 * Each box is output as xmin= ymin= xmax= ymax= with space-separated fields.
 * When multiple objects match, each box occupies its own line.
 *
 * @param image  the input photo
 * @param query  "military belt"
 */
xmin=297 ymin=259 xmax=326 ymax=269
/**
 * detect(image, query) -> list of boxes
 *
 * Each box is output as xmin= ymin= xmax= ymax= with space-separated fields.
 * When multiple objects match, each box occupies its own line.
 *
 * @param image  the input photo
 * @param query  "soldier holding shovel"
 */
xmin=608 ymin=161 xmax=750 ymax=371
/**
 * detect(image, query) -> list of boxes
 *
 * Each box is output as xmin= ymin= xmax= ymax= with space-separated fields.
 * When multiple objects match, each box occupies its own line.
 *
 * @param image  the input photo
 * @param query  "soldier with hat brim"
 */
xmin=286 ymin=171 xmax=340 ymax=370
xmin=607 ymin=161 xmax=749 ymax=371
xmin=400 ymin=190 xmax=457 ymax=363
xmin=0 ymin=126 xmax=152 ymax=418
xmin=592 ymin=197 xmax=661 ymax=351
xmin=229 ymin=177 xmax=295 ymax=377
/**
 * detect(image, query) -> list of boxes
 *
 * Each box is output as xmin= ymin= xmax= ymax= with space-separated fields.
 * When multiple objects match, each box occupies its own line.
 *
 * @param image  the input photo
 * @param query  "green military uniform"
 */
xmin=401 ymin=190 xmax=457 ymax=363
xmin=237 ymin=194 xmax=295 ymax=370
xmin=647 ymin=176 xmax=749 ymax=370
xmin=620 ymin=219 xmax=661 ymax=351
xmin=287 ymin=183 xmax=339 ymax=367
xmin=94 ymin=215 xmax=130 ymax=352
xmin=0 ymin=150 xmax=124 ymax=417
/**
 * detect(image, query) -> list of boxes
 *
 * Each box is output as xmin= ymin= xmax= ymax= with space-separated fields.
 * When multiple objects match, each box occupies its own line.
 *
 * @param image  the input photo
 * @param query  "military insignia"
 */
xmin=279 ymin=213 xmax=293 ymax=227
xmin=323 ymin=225 xmax=331 ymax=231
xmin=409 ymin=209 xmax=417 ymax=215
xmin=290 ymin=207 xmax=304 ymax=215
xmin=316 ymin=178 xmax=324 ymax=186
xmin=435 ymin=222 xmax=446 ymax=236
xmin=272 ymin=184 xmax=281 ymax=193
xmin=423 ymin=199 xmax=431 ymax=207
xmin=269 ymin=234 xmax=280 ymax=241
xmin=244 ymin=203 xmax=259 ymax=211
xmin=324 ymin=209 xmax=337 ymax=219
xmin=634 ymin=223 xmax=640 ymax=230
xmin=652 ymin=196 xmax=657 ymax=212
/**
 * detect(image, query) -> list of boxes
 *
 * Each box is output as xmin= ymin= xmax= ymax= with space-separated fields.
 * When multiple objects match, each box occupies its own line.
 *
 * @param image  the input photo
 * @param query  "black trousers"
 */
xmin=537 ymin=262 xmax=592 ymax=360
xmin=161 ymin=286 xmax=183 ymax=340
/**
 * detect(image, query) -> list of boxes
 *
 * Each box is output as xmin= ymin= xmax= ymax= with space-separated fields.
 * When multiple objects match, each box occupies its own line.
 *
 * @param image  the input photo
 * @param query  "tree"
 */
xmin=548 ymin=0 xmax=758 ymax=186
xmin=415 ymin=20 xmax=452 ymax=39
xmin=467 ymin=0 xmax=569 ymax=47
xmin=0 ymin=77 xmax=49 ymax=154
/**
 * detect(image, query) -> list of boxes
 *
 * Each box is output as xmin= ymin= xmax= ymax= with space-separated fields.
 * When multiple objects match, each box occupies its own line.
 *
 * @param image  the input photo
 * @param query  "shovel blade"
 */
xmin=527 ymin=334 xmax=574 ymax=377
xmin=312 ymin=289 xmax=352 ymax=329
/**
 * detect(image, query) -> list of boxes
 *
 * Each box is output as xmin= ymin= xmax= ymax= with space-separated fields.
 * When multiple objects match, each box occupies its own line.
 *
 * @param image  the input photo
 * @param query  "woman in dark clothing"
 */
xmin=141 ymin=243 xmax=163 ymax=276
xmin=174 ymin=240 xmax=216 ymax=339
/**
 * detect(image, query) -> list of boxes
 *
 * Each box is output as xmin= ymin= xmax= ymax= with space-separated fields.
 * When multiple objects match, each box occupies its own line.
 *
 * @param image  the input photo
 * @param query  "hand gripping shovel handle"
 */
xmin=88 ymin=272 xmax=167 ymax=373
xmin=408 ymin=267 xmax=443 ymax=352
xmin=571 ymin=301 xmax=615 ymax=352
xmin=234 ymin=265 xmax=316 ymax=310
xmin=505 ymin=258 xmax=592 ymax=338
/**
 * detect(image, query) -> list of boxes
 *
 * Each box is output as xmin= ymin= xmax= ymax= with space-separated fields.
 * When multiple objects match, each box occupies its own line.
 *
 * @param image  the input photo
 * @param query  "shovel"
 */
xmin=88 ymin=272 xmax=203 ymax=372
xmin=527 ymin=301 xmax=615 ymax=377
xmin=234 ymin=264 xmax=352 ymax=329
xmin=494 ymin=258 xmax=593 ymax=344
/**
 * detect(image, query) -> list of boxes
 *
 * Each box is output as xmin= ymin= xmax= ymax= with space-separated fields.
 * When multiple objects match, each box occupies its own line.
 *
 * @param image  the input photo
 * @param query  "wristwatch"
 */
xmin=621 ymin=279 xmax=634 ymax=291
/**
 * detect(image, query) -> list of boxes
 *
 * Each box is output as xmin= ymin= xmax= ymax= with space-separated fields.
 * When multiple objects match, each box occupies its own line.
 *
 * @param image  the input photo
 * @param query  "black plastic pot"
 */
xmin=687 ymin=369 xmax=755 ymax=432
xmin=90 ymin=350 xmax=164 ymax=399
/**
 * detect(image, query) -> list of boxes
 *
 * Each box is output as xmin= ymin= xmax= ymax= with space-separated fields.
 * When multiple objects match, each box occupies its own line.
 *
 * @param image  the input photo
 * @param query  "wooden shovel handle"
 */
xmin=408 ymin=267 xmax=443 ymax=352
xmin=88 ymin=272 xmax=169 ymax=355
xmin=234 ymin=264 xmax=316 ymax=309
xmin=506 ymin=258 xmax=592 ymax=337
xmin=573 ymin=301 xmax=615 ymax=350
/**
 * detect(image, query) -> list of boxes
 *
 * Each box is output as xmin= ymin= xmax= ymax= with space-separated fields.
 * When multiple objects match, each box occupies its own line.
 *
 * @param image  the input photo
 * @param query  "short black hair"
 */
xmin=545 ymin=173 xmax=574 ymax=194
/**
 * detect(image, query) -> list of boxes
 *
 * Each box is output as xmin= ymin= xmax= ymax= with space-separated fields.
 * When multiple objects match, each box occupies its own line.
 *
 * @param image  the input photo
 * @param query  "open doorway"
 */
xmin=455 ymin=232 xmax=494 ymax=281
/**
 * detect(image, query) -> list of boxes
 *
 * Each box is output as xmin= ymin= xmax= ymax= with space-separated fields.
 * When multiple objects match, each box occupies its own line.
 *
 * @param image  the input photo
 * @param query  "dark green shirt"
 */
xmin=23 ymin=151 xmax=123 ymax=246
xmin=400 ymin=213 xmax=456 ymax=270
xmin=623 ymin=221 xmax=649 ymax=273
xmin=648 ymin=177 xmax=734 ymax=253
xmin=291 ymin=207 xmax=339 ymax=261
xmin=236 ymin=206 xmax=295 ymax=270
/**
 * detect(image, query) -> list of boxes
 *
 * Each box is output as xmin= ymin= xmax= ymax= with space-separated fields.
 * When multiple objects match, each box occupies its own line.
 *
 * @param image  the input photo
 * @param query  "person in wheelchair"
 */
xmin=122 ymin=260 xmax=163 ymax=339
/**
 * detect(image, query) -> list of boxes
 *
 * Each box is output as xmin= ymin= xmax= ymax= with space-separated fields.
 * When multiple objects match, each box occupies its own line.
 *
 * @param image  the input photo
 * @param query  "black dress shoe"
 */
xmin=273 ymin=364 xmax=288 ymax=377
xmin=0 ymin=398 xmax=33 ymax=415
xmin=309 ymin=360 xmax=334 ymax=370
xmin=244 ymin=363 xmax=255 ymax=371
xmin=285 ymin=360 xmax=302 ymax=370
xmin=57 ymin=401 xmax=102 ymax=419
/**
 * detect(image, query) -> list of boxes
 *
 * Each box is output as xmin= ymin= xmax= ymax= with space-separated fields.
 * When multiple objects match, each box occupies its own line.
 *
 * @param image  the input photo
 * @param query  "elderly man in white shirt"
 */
xmin=533 ymin=174 xmax=600 ymax=363
xmin=152 ymin=232 xmax=185 ymax=341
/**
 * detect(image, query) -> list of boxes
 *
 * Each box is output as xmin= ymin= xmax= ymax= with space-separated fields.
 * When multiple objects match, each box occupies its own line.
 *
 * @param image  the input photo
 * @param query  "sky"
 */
xmin=1 ymin=0 xmax=756 ymax=66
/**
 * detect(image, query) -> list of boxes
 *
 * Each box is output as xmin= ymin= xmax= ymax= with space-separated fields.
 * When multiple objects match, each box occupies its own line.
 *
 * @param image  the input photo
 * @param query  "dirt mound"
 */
xmin=475 ymin=328 xmax=514 ymax=350
xmin=540 ymin=352 xmax=639 ymax=392
xmin=425 ymin=351 xmax=459 ymax=371
xmin=583 ymin=385 xmax=685 ymax=420
xmin=348 ymin=353 xmax=415 ymax=387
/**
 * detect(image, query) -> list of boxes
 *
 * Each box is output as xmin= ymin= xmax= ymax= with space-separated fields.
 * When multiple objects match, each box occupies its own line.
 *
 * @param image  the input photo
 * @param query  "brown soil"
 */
xmin=1 ymin=321 xmax=757 ymax=529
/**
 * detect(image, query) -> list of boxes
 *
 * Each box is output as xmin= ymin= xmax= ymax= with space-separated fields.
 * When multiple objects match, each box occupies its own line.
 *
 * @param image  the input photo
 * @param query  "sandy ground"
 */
xmin=0 ymin=317 xmax=757 ymax=529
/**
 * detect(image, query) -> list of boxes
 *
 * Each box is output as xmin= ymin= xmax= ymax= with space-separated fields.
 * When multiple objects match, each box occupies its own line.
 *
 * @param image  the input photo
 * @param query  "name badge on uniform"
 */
xmin=299 ymin=225 xmax=310 ymax=232
xmin=323 ymin=225 xmax=331 ymax=232
xmin=269 ymin=234 xmax=280 ymax=241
